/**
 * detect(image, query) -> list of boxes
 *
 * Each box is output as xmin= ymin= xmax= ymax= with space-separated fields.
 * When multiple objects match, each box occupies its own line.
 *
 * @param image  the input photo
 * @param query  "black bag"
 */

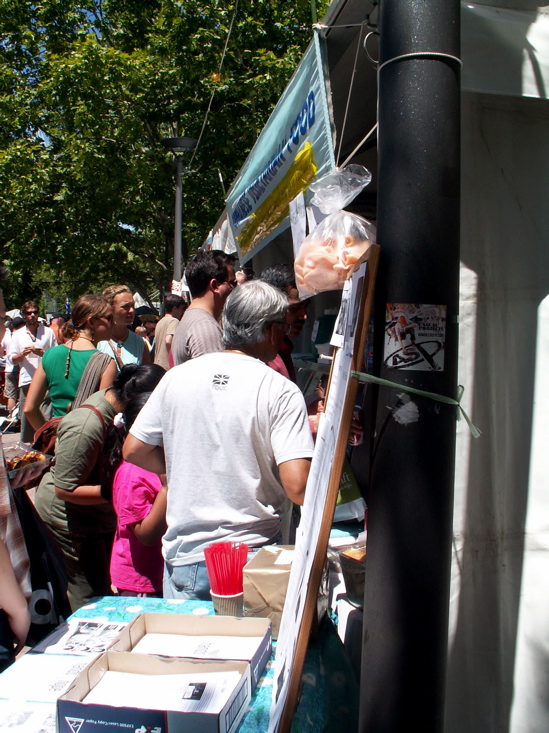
xmin=12 ymin=488 xmax=72 ymax=645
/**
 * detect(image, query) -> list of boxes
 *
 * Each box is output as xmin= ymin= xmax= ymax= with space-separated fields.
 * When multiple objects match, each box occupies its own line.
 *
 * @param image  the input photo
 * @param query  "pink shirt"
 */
xmin=110 ymin=461 xmax=163 ymax=593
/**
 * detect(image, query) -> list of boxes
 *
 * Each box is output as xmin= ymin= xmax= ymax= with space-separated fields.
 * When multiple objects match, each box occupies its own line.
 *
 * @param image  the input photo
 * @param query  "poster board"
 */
xmin=269 ymin=244 xmax=380 ymax=732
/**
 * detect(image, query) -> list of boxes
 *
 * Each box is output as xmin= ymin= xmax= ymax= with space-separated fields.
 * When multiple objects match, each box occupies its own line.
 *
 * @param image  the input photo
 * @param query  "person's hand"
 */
xmin=307 ymin=397 xmax=325 ymax=437
xmin=348 ymin=412 xmax=364 ymax=446
xmin=21 ymin=346 xmax=34 ymax=358
xmin=32 ymin=347 xmax=44 ymax=357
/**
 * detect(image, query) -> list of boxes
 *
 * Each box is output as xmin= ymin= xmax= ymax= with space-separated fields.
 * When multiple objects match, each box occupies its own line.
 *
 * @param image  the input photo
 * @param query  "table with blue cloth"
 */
xmin=69 ymin=596 xmax=359 ymax=732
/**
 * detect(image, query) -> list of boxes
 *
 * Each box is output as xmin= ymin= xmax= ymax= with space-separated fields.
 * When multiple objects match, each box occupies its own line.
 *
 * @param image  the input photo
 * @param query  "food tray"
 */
xmin=4 ymin=447 xmax=52 ymax=489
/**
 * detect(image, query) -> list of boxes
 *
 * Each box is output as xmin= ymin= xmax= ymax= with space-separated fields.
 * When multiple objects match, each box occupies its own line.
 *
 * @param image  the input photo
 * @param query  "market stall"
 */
xmin=204 ymin=1 xmax=549 ymax=731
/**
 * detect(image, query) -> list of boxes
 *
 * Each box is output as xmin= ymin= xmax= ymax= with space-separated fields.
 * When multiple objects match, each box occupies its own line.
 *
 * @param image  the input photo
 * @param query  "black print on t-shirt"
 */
xmin=212 ymin=374 xmax=230 ymax=390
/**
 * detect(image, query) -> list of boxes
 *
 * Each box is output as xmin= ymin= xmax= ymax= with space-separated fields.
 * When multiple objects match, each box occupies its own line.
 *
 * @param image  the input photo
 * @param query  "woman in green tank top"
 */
xmin=23 ymin=295 xmax=118 ymax=433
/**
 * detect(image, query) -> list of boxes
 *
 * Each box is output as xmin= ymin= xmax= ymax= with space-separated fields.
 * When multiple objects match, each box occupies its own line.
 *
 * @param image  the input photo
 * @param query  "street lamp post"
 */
xmin=161 ymin=136 xmax=197 ymax=283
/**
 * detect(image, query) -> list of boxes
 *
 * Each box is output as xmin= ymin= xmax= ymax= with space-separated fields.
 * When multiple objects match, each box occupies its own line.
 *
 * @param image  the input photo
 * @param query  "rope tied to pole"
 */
xmin=350 ymin=371 xmax=481 ymax=438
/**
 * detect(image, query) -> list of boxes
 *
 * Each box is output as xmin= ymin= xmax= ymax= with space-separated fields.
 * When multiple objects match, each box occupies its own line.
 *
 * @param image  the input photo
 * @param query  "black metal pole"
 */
xmin=173 ymin=155 xmax=184 ymax=282
xmin=360 ymin=2 xmax=460 ymax=731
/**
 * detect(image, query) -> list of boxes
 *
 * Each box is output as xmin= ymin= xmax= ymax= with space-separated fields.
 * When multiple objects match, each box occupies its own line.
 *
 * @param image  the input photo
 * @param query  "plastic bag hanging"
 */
xmin=309 ymin=164 xmax=372 ymax=213
xmin=294 ymin=165 xmax=376 ymax=298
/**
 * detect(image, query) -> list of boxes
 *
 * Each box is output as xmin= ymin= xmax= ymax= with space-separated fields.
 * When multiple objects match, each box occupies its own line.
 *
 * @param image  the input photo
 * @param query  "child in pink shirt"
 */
xmin=101 ymin=386 xmax=167 ymax=596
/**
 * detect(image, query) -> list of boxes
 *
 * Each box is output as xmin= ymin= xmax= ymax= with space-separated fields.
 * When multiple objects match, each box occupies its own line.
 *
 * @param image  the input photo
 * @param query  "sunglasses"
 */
xmin=24 ymin=310 xmax=39 ymax=316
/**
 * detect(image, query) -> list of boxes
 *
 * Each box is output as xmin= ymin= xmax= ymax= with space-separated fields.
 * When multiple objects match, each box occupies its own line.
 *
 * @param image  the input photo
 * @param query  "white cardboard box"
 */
xmin=0 ymin=653 xmax=89 ymax=703
xmin=57 ymin=652 xmax=251 ymax=733
xmin=109 ymin=613 xmax=272 ymax=689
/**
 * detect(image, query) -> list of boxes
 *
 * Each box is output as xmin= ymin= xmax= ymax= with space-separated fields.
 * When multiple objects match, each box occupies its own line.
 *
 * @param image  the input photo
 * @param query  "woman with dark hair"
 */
xmin=34 ymin=363 xmax=165 ymax=611
xmin=24 ymin=295 xmax=117 ymax=433
xmin=105 ymin=392 xmax=167 ymax=597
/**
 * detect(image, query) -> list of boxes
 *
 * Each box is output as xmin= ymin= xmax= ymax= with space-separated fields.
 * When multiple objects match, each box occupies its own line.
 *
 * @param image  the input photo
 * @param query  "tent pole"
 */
xmin=360 ymin=1 xmax=461 ymax=730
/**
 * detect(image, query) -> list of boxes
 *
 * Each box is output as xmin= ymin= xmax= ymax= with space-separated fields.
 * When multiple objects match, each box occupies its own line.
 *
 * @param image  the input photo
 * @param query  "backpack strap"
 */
xmin=78 ymin=403 xmax=107 ymax=433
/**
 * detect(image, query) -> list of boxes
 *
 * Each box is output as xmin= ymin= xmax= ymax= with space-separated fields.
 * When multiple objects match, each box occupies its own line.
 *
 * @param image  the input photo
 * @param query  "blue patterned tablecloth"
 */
xmin=71 ymin=597 xmax=359 ymax=733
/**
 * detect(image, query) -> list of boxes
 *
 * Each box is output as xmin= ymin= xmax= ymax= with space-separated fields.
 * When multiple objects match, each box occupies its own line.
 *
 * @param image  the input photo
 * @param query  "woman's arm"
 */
xmin=123 ymin=434 xmax=166 ymax=475
xmin=0 ymin=538 xmax=30 ymax=654
xmin=98 ymin=358 xmax=117 ymax=390
xmin=140 ymin=344 xmax=151 ymax=364
xmin=129 ymin=485 xmax=167 ymax=546
xmin=23 ymin=364 xmax=49 ymax=432
xmin=55 ymin=485 xmax=108 ymax=505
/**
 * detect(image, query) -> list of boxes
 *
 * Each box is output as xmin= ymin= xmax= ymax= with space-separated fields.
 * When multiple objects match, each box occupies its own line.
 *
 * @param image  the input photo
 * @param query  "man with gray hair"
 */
xmin=123 ymin=280 xmax=314 ymax=600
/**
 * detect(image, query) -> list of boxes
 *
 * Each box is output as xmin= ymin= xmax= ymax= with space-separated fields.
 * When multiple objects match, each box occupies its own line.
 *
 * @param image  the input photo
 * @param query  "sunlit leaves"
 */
xmin=0 ymin=0 xmax=329 ymax=305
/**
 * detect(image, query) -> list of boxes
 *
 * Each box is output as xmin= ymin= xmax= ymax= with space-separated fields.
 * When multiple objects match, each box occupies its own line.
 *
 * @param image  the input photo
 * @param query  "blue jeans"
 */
xmin=163 ymin=536 xmax=283 ymax=601
xmin=163 ymin=561 xmax=211 ymax=600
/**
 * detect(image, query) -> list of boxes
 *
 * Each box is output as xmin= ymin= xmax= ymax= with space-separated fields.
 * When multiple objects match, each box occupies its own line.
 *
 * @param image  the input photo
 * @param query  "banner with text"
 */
xmin=226 ymin=31 xmax=336 ymax=263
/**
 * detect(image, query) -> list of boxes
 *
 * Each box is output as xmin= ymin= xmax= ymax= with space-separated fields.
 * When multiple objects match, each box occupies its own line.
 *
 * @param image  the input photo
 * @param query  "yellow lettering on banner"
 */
xmin=238 ymin=143 xmax=318 ymax=255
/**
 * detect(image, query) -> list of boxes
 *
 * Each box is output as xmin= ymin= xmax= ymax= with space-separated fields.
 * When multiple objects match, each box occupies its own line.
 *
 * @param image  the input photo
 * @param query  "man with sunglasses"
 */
xmin=9 ymin=301 xmax=57 ymax=442
xmin=260 ymin=264 xmax=311 ymax=382
xmin=172 ymin=250 xmax=236 ymax=365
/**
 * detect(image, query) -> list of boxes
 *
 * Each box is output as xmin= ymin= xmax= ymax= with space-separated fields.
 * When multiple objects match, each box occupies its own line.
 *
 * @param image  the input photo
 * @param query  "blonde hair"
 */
xmin=62 ymin=295 xmax=111 ymax=340
xmin=102 ymin=284 xmax=132 ymax=306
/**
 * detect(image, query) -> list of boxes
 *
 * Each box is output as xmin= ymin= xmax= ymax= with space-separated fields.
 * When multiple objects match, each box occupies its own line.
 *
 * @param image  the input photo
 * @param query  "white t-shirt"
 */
xmin=8 ymin=325 xmax=57 ymax=386
xmin=130 ymin=351 xmax=314 ymax=566
xmin=1 ymin=330 xmax=12 ymax=372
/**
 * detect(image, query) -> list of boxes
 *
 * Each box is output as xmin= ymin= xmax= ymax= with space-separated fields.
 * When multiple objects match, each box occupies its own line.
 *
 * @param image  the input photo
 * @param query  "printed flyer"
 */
xmin=384 ymin=303 xmax=446 ymax=371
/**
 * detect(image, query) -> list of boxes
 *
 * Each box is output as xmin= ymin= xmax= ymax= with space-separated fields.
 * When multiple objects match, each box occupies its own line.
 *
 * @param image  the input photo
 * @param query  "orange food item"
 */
xmin=294 ymin=212 xmax=375 ymax=297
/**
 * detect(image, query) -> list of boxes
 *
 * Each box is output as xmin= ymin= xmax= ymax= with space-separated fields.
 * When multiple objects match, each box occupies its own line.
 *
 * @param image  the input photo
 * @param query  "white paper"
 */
xmin=0 ymin=654 xmax=88 ymax=703
xmin=131 ymin=633 xmax=261 ymax=661
xmin=33 ymin=619 xmax=127 ymax=656
xmin=85 ymin=670 xmax=242 ymax=714
xmin=274 ymin=550 xmax=295 ymax=566
xmin=289 ymin=192 xmax=306 ymax=259
xmin=0 ymin=700 xmax=56 ymax=732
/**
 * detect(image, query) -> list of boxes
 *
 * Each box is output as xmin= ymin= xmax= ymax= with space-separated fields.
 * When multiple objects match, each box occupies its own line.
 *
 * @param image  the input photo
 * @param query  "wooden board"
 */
xmin=273 ymin=244 xmax=380 ymax=732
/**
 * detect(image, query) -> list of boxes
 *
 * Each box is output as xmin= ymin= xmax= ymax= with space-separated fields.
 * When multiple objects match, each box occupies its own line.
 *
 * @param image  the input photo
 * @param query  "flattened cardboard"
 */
xmin=109 ymin=613 xmax=271 ymax=689
xmin=57 ymin=652 xmax=251 ymax=733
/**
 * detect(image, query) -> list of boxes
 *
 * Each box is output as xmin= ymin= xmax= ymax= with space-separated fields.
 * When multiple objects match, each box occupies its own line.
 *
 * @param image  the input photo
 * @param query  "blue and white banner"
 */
xmin=226 ymin=31 xmax=336 ymax=263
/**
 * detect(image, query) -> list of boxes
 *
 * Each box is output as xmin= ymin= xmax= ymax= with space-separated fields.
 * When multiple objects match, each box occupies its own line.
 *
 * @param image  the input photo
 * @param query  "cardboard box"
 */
xmin=0 ymin=652 xmax=89 ymax=703
xmin=57 ymin=652 xmax=251 ymax=733
xmin=243 ymin=546 xmax=294 ymax=639
xmin=109 ymin=613 xmax=272 ymax=689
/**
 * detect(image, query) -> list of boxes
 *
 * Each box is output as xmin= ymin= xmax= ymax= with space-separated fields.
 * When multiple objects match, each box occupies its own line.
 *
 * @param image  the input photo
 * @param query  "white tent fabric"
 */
xmin=447 ymin=88 xmax=549 ymax=731
xmin=461 ymin=3 xmax=549 ymax=99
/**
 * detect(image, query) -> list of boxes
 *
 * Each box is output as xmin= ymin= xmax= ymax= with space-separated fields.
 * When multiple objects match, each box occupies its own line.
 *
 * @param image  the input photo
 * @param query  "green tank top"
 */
xmin=41 ymin=344 xmax=97 ymax=417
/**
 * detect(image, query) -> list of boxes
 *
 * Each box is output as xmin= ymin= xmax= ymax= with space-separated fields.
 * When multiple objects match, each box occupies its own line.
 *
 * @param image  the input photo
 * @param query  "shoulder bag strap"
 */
xmin=79 ymin=404 xmax=107 ymax=433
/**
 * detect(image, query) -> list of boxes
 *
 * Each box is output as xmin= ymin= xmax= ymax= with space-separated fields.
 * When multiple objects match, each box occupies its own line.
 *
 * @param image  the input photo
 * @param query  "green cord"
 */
xmin=350 ymin=371 xmax=481 ymax=438
xmin=293 ymin=359 xmax=480 ymax=438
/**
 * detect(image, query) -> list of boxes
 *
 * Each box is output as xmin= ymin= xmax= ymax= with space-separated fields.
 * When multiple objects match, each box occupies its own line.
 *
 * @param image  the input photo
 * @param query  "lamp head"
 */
xmin=162 ymin=137 xmax=197 ymax=154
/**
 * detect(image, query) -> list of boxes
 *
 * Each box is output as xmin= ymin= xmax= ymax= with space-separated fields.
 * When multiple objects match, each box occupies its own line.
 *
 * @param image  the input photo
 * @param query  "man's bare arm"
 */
xmin=278 ymin=458 xmax=311 ymax=506
xmin=123 ymin=433 xmax=166 ymax=476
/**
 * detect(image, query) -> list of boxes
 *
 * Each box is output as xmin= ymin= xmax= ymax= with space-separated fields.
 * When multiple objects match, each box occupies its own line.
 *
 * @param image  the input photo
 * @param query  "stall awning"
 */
xmin=225 ymin=31 xmax=336 ymax=264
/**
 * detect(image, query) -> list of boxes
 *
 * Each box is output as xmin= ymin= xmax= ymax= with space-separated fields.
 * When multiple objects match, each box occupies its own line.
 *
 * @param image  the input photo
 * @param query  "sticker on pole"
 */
xmin=384 ymin=304 xmax=446 ymax=371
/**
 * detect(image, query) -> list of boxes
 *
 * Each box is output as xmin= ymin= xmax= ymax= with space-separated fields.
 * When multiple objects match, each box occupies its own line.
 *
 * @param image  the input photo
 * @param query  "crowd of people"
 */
xmin=0 ymin=252 xmax=318 ymax=670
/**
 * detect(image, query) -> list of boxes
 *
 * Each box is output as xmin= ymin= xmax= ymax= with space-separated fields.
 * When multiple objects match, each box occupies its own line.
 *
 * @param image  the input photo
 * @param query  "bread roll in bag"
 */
xmin=294 ymin=211 xmax=376 ymax=297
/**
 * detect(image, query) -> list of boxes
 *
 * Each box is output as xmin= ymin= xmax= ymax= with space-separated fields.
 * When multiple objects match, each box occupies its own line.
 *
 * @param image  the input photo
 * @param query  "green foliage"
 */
xmin=0 ymin=0 xmax=329 ymax=305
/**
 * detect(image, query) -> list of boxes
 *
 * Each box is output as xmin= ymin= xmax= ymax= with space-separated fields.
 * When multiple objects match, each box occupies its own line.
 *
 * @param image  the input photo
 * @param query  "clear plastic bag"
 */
xmin=295 ymin=211 xmax=376 ymax=297
xmin=309 ymin=164 xmax=372 ymax=214
xmin=294 ymin=165 xmax=375 ymax=297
